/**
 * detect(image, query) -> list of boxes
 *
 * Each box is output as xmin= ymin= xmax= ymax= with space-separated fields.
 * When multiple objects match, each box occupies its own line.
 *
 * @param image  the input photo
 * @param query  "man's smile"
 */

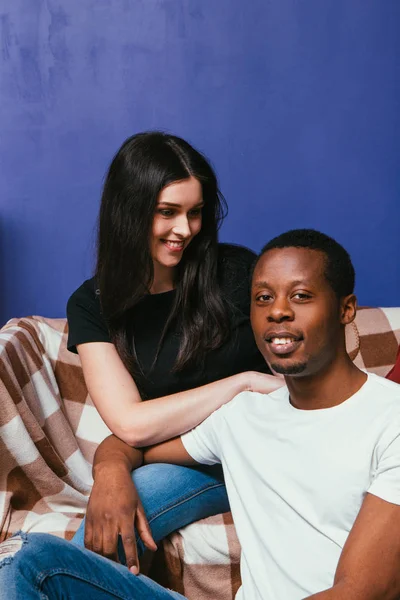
xmin=263 ymin=330 xmax=304 ymax=356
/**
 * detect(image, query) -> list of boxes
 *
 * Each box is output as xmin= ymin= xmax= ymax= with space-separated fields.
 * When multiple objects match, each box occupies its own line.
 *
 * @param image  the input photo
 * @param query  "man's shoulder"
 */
xmin=222 ymin=386 xmax=288 ymax=416
xmin=362 ymin=374 xmax=400 ymax=428
xmin=367 ymin=373 xmax=400 ymax=404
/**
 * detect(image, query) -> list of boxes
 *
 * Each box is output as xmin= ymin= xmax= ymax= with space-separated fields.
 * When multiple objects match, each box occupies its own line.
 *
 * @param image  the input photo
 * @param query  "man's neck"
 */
xmin=285 ymin=357 xmax=368 ymax=411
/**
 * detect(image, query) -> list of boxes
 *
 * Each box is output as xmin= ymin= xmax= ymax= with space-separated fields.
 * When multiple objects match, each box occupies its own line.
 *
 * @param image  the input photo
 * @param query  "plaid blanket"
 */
xmin=1 ymin=309 xmax=400 ymax=599
xmin=0 ymin=316 xmax=111 ymax=541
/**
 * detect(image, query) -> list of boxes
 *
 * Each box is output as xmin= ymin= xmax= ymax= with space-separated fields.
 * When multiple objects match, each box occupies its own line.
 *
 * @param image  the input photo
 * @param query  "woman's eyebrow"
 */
xmin=157 ymin=201 xmax=204 ymax=207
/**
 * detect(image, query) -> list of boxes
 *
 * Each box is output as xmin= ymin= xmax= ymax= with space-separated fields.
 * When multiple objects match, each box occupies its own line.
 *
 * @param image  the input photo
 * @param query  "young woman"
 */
xmin=67 ymin=132 xmax=281 ymax=568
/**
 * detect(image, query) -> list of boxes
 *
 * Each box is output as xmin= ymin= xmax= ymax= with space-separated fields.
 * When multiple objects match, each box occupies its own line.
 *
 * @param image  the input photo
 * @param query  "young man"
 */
xmin=1 ymin=229 xmax=400 ymax=599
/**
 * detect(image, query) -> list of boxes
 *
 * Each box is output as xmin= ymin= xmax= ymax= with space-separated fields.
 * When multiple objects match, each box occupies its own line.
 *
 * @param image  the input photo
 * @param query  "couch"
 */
xmin=1 ymin=307 xmax=399 ymax=599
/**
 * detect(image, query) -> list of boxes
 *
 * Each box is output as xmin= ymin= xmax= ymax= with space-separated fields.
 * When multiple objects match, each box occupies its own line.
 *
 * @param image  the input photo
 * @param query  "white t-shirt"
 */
xmin=182 ymin=373 xmax=400 ymax=600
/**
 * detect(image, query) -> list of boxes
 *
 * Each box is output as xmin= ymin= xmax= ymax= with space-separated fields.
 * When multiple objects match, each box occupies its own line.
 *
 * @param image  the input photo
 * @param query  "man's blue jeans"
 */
xmin=0 ymin=531 xmax=186 ymax=599
xmin=72 ymin=462 xmax=229 ymax=560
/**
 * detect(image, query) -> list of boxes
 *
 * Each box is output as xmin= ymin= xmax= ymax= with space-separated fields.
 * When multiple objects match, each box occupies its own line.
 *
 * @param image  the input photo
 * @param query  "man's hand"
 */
xmin=84 ymin=462 xmax=157 ymax=574
xmin=84 ymin=433 xmax=196 ymax=573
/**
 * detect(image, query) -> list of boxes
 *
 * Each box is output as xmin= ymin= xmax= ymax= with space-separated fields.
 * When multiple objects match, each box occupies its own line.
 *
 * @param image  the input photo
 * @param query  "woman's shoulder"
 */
xmin=66 ymin=277 xmax=110 ymax=351
xmin=67 ymin=277 xmax=99 ymax=309
xmin=216 ymin=243 xmax=258 ymax=302
xmin=217 ymin=243 xmax=257 ymax=273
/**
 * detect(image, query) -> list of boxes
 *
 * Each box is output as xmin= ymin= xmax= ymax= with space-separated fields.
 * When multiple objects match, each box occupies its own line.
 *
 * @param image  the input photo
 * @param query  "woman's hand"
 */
xmin=244 ymin=371 xmax=285 ymax=395
xmin=84 ymin=462 xmax=157 ymax=573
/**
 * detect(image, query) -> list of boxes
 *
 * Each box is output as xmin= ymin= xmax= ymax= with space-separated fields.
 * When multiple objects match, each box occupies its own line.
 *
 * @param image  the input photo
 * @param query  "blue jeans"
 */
xmin=72 ymin=462 xmax=229 ymax=560
xmin=0 ymin=531 xmax=186 ymax=599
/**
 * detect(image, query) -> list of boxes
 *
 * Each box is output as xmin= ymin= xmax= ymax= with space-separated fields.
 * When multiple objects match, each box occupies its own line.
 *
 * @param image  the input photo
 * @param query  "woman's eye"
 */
xmin=159 ymin=209 xmax=174 ymax=217
xmin=188 ymin=209 xmax=202 ymax=217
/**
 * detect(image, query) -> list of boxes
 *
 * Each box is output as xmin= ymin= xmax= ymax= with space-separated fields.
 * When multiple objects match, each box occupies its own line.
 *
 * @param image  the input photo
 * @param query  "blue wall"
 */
xmin=1 ymin=0 xmax=399 ymax=325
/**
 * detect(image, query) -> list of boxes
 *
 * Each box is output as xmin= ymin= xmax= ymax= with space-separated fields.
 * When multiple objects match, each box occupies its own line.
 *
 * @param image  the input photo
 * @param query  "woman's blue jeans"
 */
xmin=72 ymin=462 xmax=229 ymax=561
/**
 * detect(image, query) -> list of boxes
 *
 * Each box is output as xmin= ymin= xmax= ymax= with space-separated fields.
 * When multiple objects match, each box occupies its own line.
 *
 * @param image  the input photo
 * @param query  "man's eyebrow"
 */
xmin=289 ymin=279 xmax=310 ymax=287
xmin=252 ymin=279 xmax=310 ymax=289
xmin=253 ymin=280 xmax=271 ymax=289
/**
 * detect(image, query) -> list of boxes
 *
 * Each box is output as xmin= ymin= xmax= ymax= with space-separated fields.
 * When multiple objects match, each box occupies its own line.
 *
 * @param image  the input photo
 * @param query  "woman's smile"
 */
xmin=161 ymin=239 xmax=186 ymax=252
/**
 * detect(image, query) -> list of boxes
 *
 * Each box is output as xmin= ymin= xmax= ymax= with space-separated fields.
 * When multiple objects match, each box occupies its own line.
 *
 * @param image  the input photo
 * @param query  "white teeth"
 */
xmin=164 ymin=240 xmax=184 ymax=248
xmin=271 ymin=337 xmax=294 ymax=345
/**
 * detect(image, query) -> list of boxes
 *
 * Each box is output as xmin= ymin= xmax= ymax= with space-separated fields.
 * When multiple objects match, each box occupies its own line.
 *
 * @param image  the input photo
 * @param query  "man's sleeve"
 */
xmin=181 ymin=408 xmax=224 ymax=466
xmin=368 ymin=420 xmax=400 ymax=505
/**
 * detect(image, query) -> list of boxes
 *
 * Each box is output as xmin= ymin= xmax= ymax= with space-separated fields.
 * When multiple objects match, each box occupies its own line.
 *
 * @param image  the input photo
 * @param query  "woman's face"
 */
xmin=151 ymin=176 xmax=204 ymax=273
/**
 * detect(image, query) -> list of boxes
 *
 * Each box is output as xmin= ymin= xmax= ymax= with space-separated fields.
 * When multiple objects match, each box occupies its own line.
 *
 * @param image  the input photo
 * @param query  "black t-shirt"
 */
xmin=67 ymin=243 xmax=270 ymax=399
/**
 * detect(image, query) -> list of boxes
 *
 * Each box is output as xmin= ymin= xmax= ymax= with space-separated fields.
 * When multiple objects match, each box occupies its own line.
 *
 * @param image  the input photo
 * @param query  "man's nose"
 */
xmin=267 ymin=298 xmax=294 ymax=322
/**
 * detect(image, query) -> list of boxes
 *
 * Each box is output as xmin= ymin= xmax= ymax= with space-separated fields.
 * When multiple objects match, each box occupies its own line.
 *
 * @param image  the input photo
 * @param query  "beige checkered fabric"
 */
xmin=0 ymin=309 xmax=399 ymax=599
xmin=0 ymin=316 xmax=111 ymax=541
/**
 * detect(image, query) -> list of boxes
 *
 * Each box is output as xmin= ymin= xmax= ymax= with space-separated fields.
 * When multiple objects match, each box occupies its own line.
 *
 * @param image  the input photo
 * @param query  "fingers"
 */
xmin=91 ymin=524 xmax=103 ymax=557
xmin=136 ymin=506 xmax=157 ymax=552
xmin=84 ymin=517 xmax=119 ymax=563
xmin=120 ymin=525 xmax=139 ymax=574
xmin=101 ymin=523 xmax=119 ymax=563
xmin=84 ymin=520 xmax=94 ymax=552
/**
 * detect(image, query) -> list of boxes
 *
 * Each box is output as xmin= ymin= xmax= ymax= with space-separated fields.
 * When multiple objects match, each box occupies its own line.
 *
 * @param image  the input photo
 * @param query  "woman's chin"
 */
xmin=154 ymin=254 xmax=183 ymax=269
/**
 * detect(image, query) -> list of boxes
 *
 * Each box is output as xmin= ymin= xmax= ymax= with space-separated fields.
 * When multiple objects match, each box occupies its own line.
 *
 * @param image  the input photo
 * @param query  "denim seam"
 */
xmin=35 ymin=567 xmax=134 ymax=600
xmin=147 ymin=482 xmax=226 ymax=524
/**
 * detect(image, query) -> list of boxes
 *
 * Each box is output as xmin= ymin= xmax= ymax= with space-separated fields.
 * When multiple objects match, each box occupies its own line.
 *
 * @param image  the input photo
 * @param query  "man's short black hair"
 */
xmin=260 ymin=229 xmax=355 ymax=298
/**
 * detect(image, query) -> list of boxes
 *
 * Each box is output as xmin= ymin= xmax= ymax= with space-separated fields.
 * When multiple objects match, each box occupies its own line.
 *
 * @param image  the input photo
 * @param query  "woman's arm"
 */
xmin=78 ymin=341 xmax=281 ymax=447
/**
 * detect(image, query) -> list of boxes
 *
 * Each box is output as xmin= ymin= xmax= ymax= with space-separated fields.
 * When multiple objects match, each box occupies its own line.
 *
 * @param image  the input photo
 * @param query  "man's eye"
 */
xmin=256 ymin=294 xmax=272 ymax=302
xmin=293 ymin=293 xmax=311 ymax=300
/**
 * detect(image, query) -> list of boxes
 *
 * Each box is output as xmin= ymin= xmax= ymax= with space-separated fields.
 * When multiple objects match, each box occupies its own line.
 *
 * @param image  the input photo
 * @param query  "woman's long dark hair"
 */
xmin=96 ymin=131 xmax=230 ymax=383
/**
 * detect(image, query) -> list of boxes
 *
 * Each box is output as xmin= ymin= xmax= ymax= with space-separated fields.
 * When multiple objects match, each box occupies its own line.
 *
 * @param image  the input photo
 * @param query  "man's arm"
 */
xmin=305 ymin=493 xmax=400 ymax=600
xmin=92 ymin=433 xmax=143 ymax=477
xmin=143 ymin=435 xmax=198 ymax=466
xmin=85 ymin=434 xmax=198 ymax=571
xmin=93 ymin=433 xmax=197 ymax=475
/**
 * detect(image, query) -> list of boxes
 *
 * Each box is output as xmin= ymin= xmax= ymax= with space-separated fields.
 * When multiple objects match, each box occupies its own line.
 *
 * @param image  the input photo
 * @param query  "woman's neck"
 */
xmin=150 ymin=262 xmax=175 ymax=294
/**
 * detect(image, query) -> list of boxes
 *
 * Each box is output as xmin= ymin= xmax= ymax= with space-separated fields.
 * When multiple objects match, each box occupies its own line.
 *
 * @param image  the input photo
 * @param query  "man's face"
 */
xmin=251 ymin=247 xmax=345 ymax=377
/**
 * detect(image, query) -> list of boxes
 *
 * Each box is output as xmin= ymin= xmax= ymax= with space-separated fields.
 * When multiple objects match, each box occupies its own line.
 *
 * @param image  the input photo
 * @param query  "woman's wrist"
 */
xmin=236 ymin=371 xmax=254 ymax=393
xmin=223 ymin=372 xmax=254 ymax=401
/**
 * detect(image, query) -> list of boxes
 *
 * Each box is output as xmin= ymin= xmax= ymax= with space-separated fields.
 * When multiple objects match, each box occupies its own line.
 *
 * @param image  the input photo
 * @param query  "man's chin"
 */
xmin=270 ymin=361 xmax=308 ymax=376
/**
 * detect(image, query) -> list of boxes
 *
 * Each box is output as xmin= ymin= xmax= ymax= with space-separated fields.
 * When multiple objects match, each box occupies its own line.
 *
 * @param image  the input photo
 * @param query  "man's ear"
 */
xmin=340 ymin=294 xmax=357 ymax=325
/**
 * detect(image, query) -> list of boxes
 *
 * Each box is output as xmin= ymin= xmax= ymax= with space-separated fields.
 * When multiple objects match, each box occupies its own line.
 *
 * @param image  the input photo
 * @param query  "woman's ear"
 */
xmin=340 ymin=294 xmax=357 ymax=325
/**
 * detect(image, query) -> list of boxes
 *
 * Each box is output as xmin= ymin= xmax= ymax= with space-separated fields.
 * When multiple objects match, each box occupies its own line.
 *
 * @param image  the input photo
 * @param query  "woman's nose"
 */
xmin=172 ymin=216 xmax=191 ymax=238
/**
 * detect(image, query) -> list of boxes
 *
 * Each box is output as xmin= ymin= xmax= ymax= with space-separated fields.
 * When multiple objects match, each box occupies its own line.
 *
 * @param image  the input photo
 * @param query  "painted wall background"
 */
xmin=0 ymin=0 xmax=399 ymax=325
